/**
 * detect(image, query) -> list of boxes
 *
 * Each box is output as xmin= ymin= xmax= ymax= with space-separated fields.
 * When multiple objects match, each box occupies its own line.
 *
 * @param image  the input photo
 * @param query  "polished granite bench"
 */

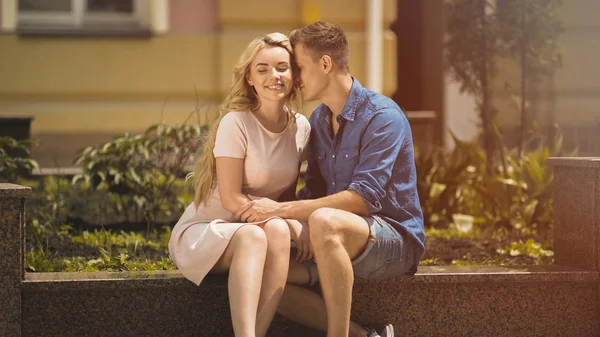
xmin=2 ymin=157 xmax=600 ymax=336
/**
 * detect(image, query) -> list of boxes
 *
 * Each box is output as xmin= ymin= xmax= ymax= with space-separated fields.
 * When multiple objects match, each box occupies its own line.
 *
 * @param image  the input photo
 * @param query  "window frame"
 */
xmin=4 ymin=0 xmax=166 ymax=37
xmin=18 ymin=0 xmax=146 ymax=28
xmin=2 ymin=0 xmax=168 ymax=36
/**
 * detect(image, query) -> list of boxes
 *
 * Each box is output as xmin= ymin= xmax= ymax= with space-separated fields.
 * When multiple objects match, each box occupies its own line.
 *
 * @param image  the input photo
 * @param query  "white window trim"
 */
xmin=2 ymin=0 xmax=18 ymax=31
xmin=2 ymin=0 xmax=169 ymax=34
xmin=148 ymin=0 xmax=169 ymax=34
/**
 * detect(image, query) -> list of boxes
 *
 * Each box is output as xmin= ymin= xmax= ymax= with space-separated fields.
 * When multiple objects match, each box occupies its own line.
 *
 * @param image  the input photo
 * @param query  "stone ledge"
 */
xmin=19 ymin=265 xmax=600 ymax=337
xmin=0 ymin=183 xmax=32 ymax=198
xmin=548 ymin=157 xmax=600 ymax=168
xmin=23 ymin=265 xmax=598 ymax=291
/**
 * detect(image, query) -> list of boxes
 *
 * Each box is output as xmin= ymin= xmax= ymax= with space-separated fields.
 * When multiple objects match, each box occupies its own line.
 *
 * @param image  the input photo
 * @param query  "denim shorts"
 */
xmin=303 ymin=215 xmax=419 ymax=285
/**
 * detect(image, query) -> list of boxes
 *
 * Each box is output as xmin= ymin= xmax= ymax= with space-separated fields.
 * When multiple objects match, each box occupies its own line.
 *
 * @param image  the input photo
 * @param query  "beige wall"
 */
xmin=489 ymin=0 xmax=600 ymax=126
xmin=552 ymin=0 xmax=600 ymax=124
xmin=0 ymin=35 xmax=219 ymax=101
xmin=445 ymin=0 xmax=600 ymax=150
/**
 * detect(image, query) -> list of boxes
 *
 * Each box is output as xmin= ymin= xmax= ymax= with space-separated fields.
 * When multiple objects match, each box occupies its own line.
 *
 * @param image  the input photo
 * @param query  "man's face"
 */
xmin=294 ymin=44 xmax=326 ymax=102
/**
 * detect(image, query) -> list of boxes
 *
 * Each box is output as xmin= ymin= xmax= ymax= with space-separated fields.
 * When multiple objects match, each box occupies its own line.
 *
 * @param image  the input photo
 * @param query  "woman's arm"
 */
xmin=215 ymin=156 xmax=251 ymax=217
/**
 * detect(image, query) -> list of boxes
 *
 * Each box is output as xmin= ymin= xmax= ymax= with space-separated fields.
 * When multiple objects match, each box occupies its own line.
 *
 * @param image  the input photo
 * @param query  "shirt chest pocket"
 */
xmin=334 ymin=148 xmax=359 ymax=183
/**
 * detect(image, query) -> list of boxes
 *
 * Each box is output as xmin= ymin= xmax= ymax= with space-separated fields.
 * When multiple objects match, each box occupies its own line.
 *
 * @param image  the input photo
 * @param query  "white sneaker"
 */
xmin=366 ymin=324 xmax=394 ymax=337
xmin=381 ymin=324 xmax=394 ymax=337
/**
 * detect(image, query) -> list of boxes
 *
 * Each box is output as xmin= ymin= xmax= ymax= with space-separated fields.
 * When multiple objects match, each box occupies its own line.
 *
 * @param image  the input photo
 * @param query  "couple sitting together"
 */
xmin=168 ymin=21 xmax=425 ymax=337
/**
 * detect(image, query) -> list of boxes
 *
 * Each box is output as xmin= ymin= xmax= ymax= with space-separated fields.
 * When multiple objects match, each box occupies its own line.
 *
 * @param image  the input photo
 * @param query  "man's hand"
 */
xmin=235 ymin=195 xmax=283 ymax=223
xmin=286 ymin=220 xmax=313 ymax=262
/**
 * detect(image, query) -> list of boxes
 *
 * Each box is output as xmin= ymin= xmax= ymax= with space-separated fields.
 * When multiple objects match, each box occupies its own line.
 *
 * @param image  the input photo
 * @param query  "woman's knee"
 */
xmin=262 ymin=218 xmax=291 ymax=242
xmin=232 ymin=225 xmax=268 ymax=250
xmin=263 ymin=219 xmax=291 ymax=253
xmin=212 ymin=226 xmax=267 ymax=273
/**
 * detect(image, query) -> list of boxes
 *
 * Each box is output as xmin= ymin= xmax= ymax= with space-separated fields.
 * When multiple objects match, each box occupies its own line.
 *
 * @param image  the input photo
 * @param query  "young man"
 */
xmin=235 ymin=21 xmax=425 ymax=337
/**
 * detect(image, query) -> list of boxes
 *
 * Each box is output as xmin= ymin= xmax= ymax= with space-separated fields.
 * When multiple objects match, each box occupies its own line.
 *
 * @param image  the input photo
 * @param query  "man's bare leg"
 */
xmin=308 ymin=208 xmax=372 ymax=337
xmin=277 ymin=251 xmax=369 ymax=336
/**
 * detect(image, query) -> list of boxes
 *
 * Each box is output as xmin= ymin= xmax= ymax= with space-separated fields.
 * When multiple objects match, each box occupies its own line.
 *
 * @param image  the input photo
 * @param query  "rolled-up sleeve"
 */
xmin=347 ymin=108 xmax=405 ymax=214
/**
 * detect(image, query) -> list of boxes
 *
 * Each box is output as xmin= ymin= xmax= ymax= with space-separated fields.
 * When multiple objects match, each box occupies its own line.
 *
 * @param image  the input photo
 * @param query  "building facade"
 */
xmin=0 ymin=0 xmax=400 ymax=166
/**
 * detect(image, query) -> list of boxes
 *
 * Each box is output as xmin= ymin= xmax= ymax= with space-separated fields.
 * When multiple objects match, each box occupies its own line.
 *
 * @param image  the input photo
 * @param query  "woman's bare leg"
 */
xmin=212 ymin=225 xmax=268 ymax=337
xmin=255 ymin=219 xmax=291 ymax=337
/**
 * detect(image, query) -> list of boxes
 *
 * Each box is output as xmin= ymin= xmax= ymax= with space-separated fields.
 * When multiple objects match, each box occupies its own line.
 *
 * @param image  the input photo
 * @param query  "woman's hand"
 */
xmin=286 ymin=220 xmax=313 ymax=262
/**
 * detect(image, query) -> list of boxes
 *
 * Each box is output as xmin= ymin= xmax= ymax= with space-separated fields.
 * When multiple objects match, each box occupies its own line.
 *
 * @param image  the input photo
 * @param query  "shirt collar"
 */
xmin=317 ymin=77 xmax=363 ymax=123
xmin=338 ymin=77 xmax=363 ymax=122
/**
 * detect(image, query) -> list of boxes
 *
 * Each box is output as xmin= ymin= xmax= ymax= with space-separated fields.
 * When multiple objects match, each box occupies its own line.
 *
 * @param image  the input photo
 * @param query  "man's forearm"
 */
xmin=280 ymin=190 xmax=369 ymax=221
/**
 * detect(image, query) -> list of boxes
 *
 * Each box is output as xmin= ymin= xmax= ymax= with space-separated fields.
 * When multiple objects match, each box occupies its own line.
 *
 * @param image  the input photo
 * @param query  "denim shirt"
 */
xmin=298 ymin=78 xmax=425 ymax=253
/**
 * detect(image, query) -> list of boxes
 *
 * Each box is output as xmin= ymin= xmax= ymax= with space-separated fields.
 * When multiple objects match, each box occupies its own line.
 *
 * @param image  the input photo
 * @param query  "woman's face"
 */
xmin=248 ymin=46 xmax=293 ymax=104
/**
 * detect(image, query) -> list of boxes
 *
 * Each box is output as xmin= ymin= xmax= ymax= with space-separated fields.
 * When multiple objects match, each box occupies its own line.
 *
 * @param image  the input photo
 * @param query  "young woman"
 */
xmin=168 ymin=33 xmax=310 ymax=337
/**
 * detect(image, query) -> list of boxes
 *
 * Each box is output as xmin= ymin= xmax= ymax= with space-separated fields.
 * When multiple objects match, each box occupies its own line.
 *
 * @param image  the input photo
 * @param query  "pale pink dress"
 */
xmin=169 ymin=111 xmax=311 ymax=285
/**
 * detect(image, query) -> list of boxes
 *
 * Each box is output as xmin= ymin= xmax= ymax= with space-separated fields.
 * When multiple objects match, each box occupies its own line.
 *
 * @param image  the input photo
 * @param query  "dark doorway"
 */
xmin=391 ymin=0 xmax=444 ymax=147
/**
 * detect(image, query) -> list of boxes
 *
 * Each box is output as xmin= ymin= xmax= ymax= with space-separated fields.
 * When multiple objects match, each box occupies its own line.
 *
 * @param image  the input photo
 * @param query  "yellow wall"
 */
xmin=0 ymin=34 xmax=223 ymax=143
xmin=0 ymin=35 xmax=219 ymax=100
xmin=0 ymin=0 xmax=398 ymax=165
xmin=1 ymin=0 xmax=398 ymax=131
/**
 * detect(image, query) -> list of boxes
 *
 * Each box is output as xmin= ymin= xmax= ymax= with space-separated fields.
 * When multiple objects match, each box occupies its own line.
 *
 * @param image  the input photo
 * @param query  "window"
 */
xmin=17 ymin=0 xmax=151 ymax=36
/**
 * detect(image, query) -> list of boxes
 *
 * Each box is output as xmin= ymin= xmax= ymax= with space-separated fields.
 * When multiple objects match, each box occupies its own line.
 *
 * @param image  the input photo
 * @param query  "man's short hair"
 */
xmin=290 ymin=21 xmax=350 ymax=73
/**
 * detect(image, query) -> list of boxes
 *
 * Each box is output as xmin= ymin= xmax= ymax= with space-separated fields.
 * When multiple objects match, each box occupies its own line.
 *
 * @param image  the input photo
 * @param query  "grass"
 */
xmin=26 ymin=226 xmax=176 ymax=272
xmin=24 ymin=220 xmax=554 ymax=272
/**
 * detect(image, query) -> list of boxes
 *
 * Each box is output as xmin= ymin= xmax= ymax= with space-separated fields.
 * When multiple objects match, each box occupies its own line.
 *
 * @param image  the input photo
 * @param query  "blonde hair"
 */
xmin=190 ymin=32 xmax=300 ymax=207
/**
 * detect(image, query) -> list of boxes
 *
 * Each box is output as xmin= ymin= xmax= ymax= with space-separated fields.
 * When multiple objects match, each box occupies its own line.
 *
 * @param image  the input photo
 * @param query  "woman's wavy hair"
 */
xmin=190 ymin=32 xmax=301 ymax=207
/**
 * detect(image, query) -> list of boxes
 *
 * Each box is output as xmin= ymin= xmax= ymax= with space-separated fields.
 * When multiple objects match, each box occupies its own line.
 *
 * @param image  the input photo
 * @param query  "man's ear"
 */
xmin=321 ymin=55 xmax=333 ymax=74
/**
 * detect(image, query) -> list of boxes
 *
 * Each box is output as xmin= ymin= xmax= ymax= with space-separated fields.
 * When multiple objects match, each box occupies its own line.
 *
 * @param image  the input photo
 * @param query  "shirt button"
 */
xmin=345 ymin=154 xmax=348 ymax=158
xmin=333 ymin=182 xmax=336 ymax=186
xmin=332 ymin=154 xmax=336 ymax=158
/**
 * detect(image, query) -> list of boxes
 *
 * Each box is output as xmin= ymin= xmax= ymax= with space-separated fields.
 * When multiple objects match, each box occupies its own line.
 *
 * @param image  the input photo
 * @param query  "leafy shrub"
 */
xmin=415 ymin=129 xmax=565 ymax=231
xmin=0 ymin=137 xmax=39 ymax=183
xmin=72 ymin=123 xmax=203 ymax=231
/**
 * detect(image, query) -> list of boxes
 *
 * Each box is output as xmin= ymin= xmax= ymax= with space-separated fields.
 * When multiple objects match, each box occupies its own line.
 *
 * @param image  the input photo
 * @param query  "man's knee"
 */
xmin=308 ymin=208 xmax=343 ymax=248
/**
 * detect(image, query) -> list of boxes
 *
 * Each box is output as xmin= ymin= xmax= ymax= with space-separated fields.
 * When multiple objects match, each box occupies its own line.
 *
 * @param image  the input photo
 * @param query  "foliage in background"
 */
xmin=445 ymin=0 xmax=501 ymax=168
xmin=0 ymin=137 xmax=39 ymax=183
xmin=72 ymin=123 xmax=202 ymax=232
xmin=415 ymin=128 xmax=564 ymax=233
xmin=26 ymin=226 xmax=175 ymax=273
xmin=498 ymin=0 xmax=564 ymax=154
xmin=8 ymin=121 xmax=563 ymax=270
xmin=444 ymin=0 xmax=564 ymax=163
xmin=12 ymin=121 xmax=203 ymax=272
xmin=496 ymin=238 xmax=554 ymax=263
xmin=25 ymin=176 xmax=72 ymax=251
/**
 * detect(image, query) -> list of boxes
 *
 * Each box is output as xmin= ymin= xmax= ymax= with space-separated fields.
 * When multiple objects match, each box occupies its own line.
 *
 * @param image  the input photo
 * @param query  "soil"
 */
xmin=422 ymin=225 xmax=554 ymax=266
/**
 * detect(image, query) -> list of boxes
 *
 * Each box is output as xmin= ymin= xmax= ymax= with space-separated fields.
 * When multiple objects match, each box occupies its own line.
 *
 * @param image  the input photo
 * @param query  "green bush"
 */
xmin=0 ymin=137 xmax=39 ymax=183
xmin=72 ymin=123 xmax=203 ymax=231
xmin=415 ymin=130 xmax=564 ymax=232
